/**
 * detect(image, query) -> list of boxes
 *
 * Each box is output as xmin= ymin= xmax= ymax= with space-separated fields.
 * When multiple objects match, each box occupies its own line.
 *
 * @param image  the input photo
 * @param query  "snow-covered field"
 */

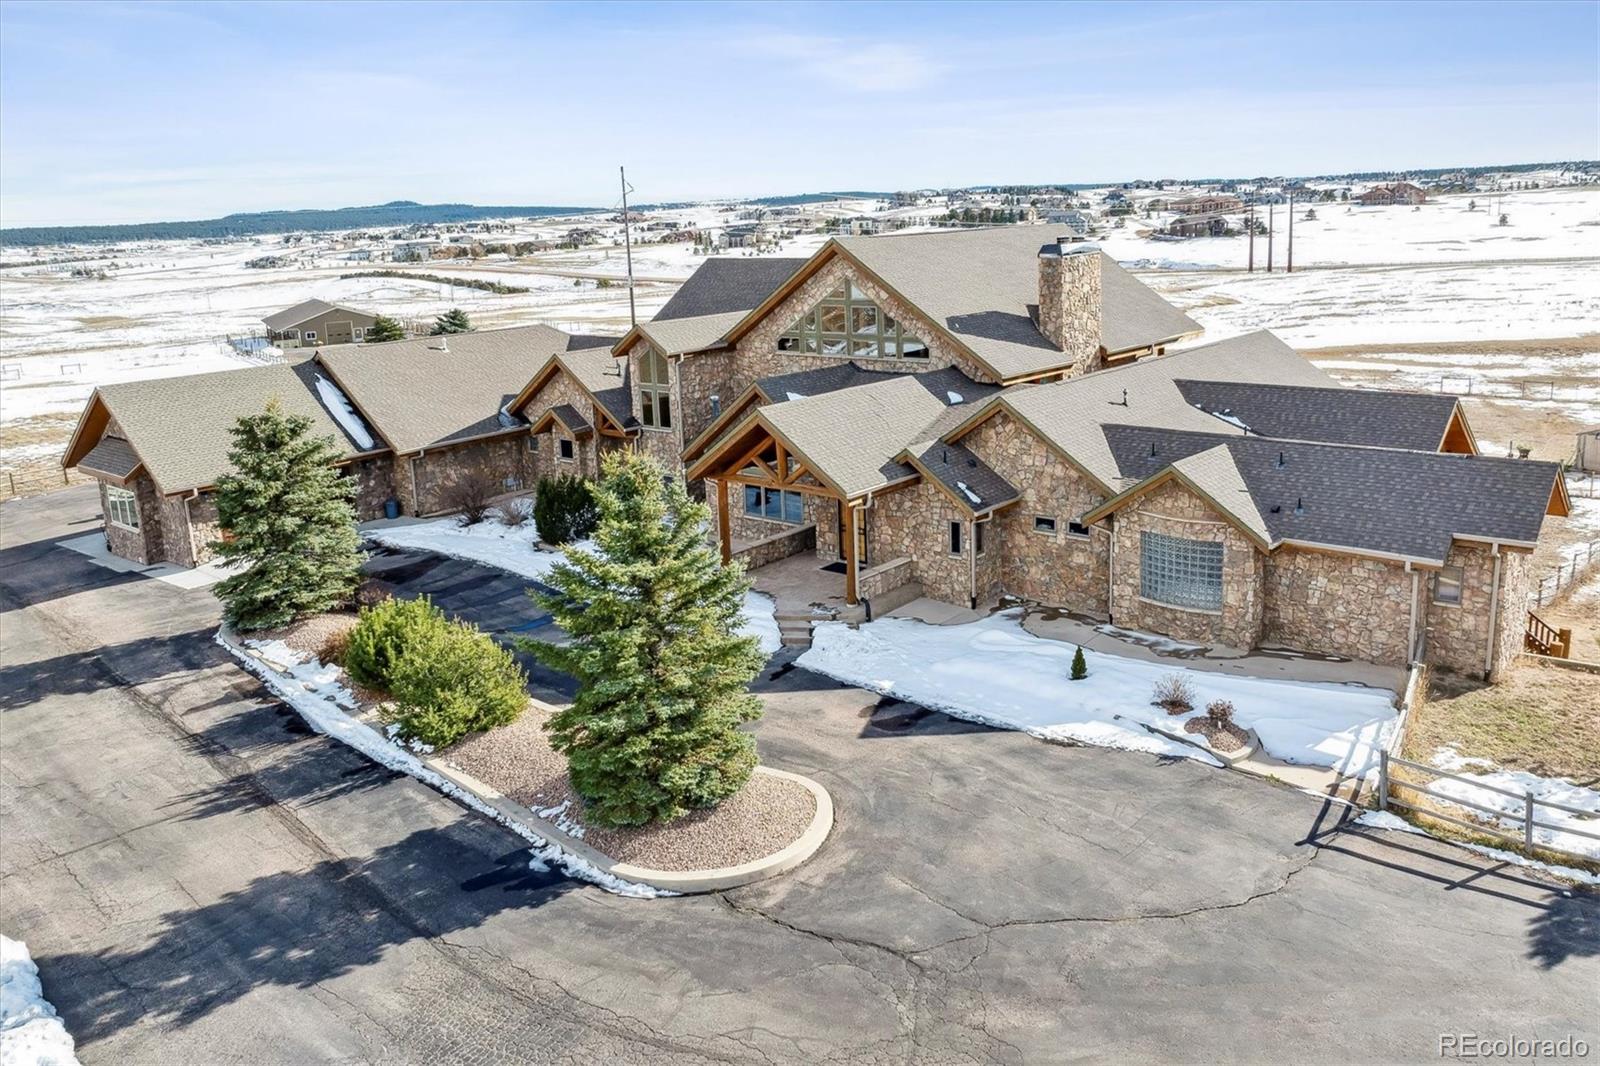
xmin=797 ymin=610 xmax=1398 ymax=774
xmin=363 ymin=512 xmax=781 ymax=654
xmin=0 ymin=935 xmax=79 ymax=1066
xmin=1424 ymin=747 xmax=1600 ymax=862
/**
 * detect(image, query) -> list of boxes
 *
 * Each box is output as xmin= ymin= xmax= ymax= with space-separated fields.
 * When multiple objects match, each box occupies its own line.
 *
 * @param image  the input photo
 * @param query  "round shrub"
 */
xmin=387 ymin=620 xmax=528 ymax=747
xmin=343 ymin=595 xmax=445 ymax=690
xmin=533 ymin=474 xmax=597 ymax=545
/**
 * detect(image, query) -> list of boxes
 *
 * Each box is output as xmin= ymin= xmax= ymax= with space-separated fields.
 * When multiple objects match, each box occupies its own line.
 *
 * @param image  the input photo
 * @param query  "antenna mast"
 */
xmin=1286 ymin=191 xmax=1294 ymax=274
xmin=1247 ymin=201 xmax=1255 ymax=273
xmin=1266 ymin=200 xmax=1275 ymax=273
xmin=620 ymin=165 xmax=637 ymax=327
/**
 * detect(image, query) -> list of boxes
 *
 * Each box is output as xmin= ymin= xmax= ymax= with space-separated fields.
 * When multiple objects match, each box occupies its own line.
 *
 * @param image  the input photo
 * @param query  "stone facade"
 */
xmin=961 ymin=410 xmax=1110 ymax=615
xmin=409 ymin=433 xmax=537 ymax=517
xmin=1035 ymin=246 xmax=1102 ymax=377
xmin=858 ymin=556 xmax=914 ymax=602
xmin=1424 ymin=541 xmax=1531 ymax=680
xmin=867 ymin=481 xmax=1000 ymax=607
xmin=1109 ymin=480 xmax=1265 ymax=648
xmin=730 ymin=523 xmax=816 ymax=570
xmin=1261 ymin=547 xmax=1414 ymax=665
xmin=99 ymin=474 xmax=164 ymax=564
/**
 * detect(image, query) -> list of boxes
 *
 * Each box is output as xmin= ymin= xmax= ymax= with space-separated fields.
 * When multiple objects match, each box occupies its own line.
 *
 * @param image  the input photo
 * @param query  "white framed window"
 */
xmin=1140 ymin=530 xmax=1223 ymax=611
xmin=304 ymin=330 xmax=317 ymax=341
xmin=639 ymin=346 xmax=672 ymax=429
xmin=106 ymin=485 xmax=140 ymax=530
xmin=743 ymin=486 xmax=804 ymax=524
xmin=558 ymin=438 xmax=575 ymax=461
xmin=777 ymin=279 xmax=929 ymax=359
xmin=1034 ymin=515 xmax=1057 ymax=534
xmin=1068 ymin=521 xmax=1091 ymax=538
xmin=1432 ymin=565 xmax=1463 ymax=606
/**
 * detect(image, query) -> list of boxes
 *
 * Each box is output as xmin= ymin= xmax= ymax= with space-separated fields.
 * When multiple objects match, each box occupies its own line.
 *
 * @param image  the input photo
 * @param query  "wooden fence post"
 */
xmin=1523 ymin=792 xmax=1535 ymax=849
xmin=1378 ymin=751 xmax=1389 ymax=811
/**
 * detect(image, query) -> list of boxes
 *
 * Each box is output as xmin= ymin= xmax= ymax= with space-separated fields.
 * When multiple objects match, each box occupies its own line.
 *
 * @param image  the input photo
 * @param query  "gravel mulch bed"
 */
xmin=446 ymin=709 xmax=816 ymax=872
xmin=1184 ymin=715 xmax=1252 ymax=753
xmin=254 ymin=611 xmax=358 ymax=661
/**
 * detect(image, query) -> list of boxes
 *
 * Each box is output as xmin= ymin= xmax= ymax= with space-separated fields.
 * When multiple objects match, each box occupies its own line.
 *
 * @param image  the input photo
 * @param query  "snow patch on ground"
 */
xmin=219 ymin=632 xmax=662 ymax=897
xmin=363 ymin=513 xmax=780 ymax=653
xmin=0 ymin=935 xmax=80 ymax=1066
xmin=1424 ymin=747 xmax=1600 ymax=861
xmin=798 ymin=611 xmax=1397 ymax=773
xmin=1355 ymin=810 xmax=1600 ymax=886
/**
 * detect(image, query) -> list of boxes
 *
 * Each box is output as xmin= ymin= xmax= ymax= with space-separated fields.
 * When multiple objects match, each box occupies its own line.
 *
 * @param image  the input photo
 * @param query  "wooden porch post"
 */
xmin=844 ymin=501 xmax=858 ymax=605
xmin=716 ymin=477 xmax=732 ymax=564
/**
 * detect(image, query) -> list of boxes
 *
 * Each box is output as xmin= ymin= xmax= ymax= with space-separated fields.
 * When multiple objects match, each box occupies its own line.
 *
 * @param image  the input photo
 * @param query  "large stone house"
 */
xmin=64 ymin=226 xmax=1568 ymax=680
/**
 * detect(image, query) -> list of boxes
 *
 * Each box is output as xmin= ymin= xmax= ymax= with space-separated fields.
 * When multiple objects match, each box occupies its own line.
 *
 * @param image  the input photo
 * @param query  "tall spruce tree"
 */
xmin=430 ymin=308 xmax=472 ymax=335
xmin=524 ymin=450 xmax=764 ymax=827
xmin=366 ymin=314 xmax=405 ymax=342
xmin=212 ymin=399 xmax=364 ymax=630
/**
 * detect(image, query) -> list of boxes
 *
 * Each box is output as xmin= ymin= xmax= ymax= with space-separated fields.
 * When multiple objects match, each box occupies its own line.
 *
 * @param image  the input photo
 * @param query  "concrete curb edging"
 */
xmin=219 ymin=624 xmax=833 ymax=896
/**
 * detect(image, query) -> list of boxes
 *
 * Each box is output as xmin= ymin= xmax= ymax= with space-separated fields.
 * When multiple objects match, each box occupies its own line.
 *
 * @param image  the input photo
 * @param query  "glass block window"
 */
xmin=743 ymin=486 xmax=805 ymax=524
xmin=776 ymin=280 xmax=929 ymax=359
xmin=639 ymin=346 xmax=672 ymax=429
xmin=1139 ymin=531 xmax=1223 ymax=611
xmin=106 ymin=485 xmax=140 ymax=529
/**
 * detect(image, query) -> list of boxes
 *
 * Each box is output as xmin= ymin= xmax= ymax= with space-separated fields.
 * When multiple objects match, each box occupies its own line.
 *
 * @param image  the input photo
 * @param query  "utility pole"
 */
xmin=1286 ymin=192 xmax=1294 ymax=274
xmin=1247 ymin=202 xmax=1255 ymax=272
xmin=620 ymin=165 xmax=637 ymax=328
xmin=1267 ymin=201 xmax=1275 ymax=272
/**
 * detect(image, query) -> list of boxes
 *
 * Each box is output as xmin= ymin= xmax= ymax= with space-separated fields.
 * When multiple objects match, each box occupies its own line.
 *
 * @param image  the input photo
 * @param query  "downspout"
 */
xmin=1484 ymin=543 xmax=1503 ymax=679
xmin=968 ymin=516 xmax=978 ymax=609
xmin=408 ymin=450 xmax=423 ymax=516
xmin=1405 ymin=563 xmax=1419 ymax=662
xmin=1105 ymin=522 xmax=1116 ymax=624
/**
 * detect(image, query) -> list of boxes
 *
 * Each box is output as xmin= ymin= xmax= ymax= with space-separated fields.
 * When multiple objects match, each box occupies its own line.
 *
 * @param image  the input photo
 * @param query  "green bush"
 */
xmin=344 ymin=595 xmax=445 ymax=689
xmin=387 ymin=620 xmax=528 ymax=747
xmin=533 ymin=474 xmax=597 ymax=545
xmin=1070 ymin=645 xmax=1088 ymax=681
xmin=343 ymin=594 xmax=527 ymax=747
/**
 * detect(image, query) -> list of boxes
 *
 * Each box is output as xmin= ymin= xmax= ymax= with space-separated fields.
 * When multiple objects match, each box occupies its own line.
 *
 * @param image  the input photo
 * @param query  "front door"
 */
xmin=838 ymin=504 xmax=868 ymax=567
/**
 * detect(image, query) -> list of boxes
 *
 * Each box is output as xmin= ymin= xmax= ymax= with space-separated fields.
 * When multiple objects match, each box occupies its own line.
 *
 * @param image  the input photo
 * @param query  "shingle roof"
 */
xmin=758 ymin=362 xmax=1002 ymax=409
xmin=655 ymin=258 xmax=808 ymax=321
xmin=1098 ymin=424 xmax=1561 ymax=562
xmin=261 ymin=298 xmax=371 ymax=331
xmin=831 ymin=228 xmax=1202 ymax=378
xmin=636 ymin=311 xmax=746 ymax=356
xmin=548 ymin=404 xmax=593 ymax=436
xmin=85 ymin=357 xmax=372 ymax=494
xmin=1174 ymin=379 xmax=1461 ymax=451
xmin=967 ymin=330 xmax=1336 ymax=492
xmin=315 ymin=324 xmax=581 ymax=453
xmin=904 ymin=440 xmax=1020 ymax=515
xmin=555 ymin=345 xmax=634 ymax=429
xmin=76 ymin=436 xmax=142 ymax=481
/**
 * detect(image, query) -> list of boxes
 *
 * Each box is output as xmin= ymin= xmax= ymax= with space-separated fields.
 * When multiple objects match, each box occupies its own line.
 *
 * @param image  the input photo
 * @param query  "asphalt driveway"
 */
xmin=2 ymin=485 xmax=1596 ymax=1064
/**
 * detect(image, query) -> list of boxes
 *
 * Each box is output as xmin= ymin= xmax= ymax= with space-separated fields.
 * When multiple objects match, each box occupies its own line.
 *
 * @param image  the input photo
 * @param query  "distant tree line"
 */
xmin=338 ymin=269 xmax=530 ymax=294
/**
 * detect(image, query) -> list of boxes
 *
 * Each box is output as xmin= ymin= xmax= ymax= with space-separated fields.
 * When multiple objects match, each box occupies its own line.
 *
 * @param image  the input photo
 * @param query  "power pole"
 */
xmin=620 ymin=166 xmax=637 ymax=328
xmin=1266 ymin=202 xmax=1275 ymax=273
xmin=1286 ymin=193 xmax=1294 ymax=274
xmin=1247 ymin=203 xmax=1255 ymax=272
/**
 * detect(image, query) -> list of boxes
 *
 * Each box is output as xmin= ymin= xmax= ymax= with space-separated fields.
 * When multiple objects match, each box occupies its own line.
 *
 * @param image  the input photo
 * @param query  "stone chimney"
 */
xmin=1037 ymin=238 xmax=1102 ymax=376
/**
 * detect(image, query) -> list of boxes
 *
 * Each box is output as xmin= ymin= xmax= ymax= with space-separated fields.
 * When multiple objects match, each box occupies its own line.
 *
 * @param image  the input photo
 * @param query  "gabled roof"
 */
xmin=1173 ymin=379 xmax=1467 ymax=452
xmin=261 ymin=298 xmax=373 ymax=331
xmin=898 ymin=440 xmax=1020 ymax=516
xmin=62 ymin=357 xmax=376 ymax=495
xmin=76 ymin=436 xmax=143 ymax=483
xmin=554 ymin=344 xmax=635 ymax=429
xmin=1087 ymin=425 xmax=1566 ymax=563
xmin=635 ymin=310 xmax=747 ymax=356
xmin=654 ymin=258 xmax=807 ymax=321
xmin=947 ymin=330 xmax=1337 ymax=493
xmin=719 ymin=228 xmax=1202 ymax=382
xmin=543 ymin=404 xmax=593 ymax=436
xmin=316 ymin=324 xmax=614 ymax=454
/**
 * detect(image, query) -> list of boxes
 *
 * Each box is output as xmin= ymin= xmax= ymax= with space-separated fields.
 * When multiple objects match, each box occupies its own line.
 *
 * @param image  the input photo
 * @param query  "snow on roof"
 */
xmin=314 ymin=374 xmax=376 ymax=451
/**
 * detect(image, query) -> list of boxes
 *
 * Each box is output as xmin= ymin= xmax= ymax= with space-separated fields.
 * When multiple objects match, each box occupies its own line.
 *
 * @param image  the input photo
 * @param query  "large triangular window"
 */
xmin=776 ymin=280 xmax=929 ymax=359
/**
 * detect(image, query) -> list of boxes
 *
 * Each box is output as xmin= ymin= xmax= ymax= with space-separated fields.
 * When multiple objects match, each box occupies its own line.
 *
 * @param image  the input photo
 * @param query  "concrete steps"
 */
xmin=775 ymin=610 xmax=828 ymax=649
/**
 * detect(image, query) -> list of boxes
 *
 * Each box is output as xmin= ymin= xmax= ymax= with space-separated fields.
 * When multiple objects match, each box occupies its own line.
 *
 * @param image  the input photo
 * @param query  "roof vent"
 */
xmin=1294 ymin=497 xmax=1304 ymax=516
xmin=1269 ymin=505 xmax=1282 ymax=514
xmin=942 ymin=447 xmax=949 ymax=464
xmin=428 ymin=336 xmax=449 ymax=353
xmin=967 ymin=457 xmax=977 ymax=468
xmin=1149 ymin=441 xmax=1158 ymax=457
xmin=1277 ymin=451 xmax=1286 ymax=468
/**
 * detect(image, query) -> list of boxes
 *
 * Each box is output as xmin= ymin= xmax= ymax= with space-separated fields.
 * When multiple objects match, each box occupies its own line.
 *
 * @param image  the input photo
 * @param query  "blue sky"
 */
xmin=1 ymin=0 xmax=1595 ymax=225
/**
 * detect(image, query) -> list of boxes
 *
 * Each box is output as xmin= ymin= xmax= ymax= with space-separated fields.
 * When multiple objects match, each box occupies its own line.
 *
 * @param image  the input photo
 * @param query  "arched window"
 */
xmin=777 ymin=280 xmax=929 ymax=360
xmin=639 ymin=347 xmax=671 ymax=429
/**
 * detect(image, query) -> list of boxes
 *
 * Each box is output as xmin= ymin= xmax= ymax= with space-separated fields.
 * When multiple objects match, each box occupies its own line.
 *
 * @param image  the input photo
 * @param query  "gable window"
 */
xmin=1139 ymin=531 xmax=1223 ymax=611
xmin=639 ymin=347 xmax=672 ymax=429
xmin=1432 ymin=565 xmax=1463 ymax=606
xmin=777 ymin=279 xmax=929 ymax=360
xmin=1034 ymin=515 xmax=1057 ymax=534
xmin=558 ymin=438 xmax=575 ymax=461
xmin=744 ymin=486 xmax=804 ymax=524
xmin=105 ymin=485 xmax=140 ymax=530
xmin=949 ymin=520 xmax=963 ymax=556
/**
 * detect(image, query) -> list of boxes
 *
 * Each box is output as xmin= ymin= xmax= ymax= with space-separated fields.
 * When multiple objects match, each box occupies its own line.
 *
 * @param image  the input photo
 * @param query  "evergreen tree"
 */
xmin=212 ymin=400 xmax=364 ymax=630
xmin=366 ymin=314 xmax=405 ymax=342
xmin=524 ymin=450 xmax=764 ymax=827
xmin=430 ymin=307 xmax=472 ymax=335
xmin=1070 ymin=646 xmax=1088 ymax=681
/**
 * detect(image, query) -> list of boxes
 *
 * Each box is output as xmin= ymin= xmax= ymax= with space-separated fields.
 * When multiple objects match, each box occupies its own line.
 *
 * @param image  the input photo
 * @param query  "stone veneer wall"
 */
xmin=1489 ymin=548 xmax=1532 ymax=681
xmin=100 ymin=474 xmax=164 ymax=564
xmin=707 ymin=481 xmax=833 ymax=551
xmin=1109 ymin=480 xmax=1265 ymax=648
xmin=960 ymin=410 xmax=1110 ymax=615
xmin=1035 ymin=248 xmax=1102 ymax=377
xmin=623 ymin=337 xmax=686 ymax=478
xmin=1260 ymin=548 xmax=1414 ymax=666
xmin=411 ymin=433 xmax=538 ymax=516
xmin=1424 ymin=541 xmax=1530 ymax=680
xmin=858 ymin=556 xmax=914 ymax=602
xmin=868 ymin=480 xmax=990 ymax=606
xmin=731 ymin=523 xmax=816 ymax=570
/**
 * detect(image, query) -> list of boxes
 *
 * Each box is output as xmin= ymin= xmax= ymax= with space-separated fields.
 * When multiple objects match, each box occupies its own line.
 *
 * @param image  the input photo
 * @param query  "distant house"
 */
xmin=1164 ymin=213 xmax=1231 ymax=238
xmin=1576 ymin=426 xmax=1600 ymax=473
xmin=262 ymin=299 xmax=379 ymax=348
xmin=1044 ymin=209 xmax=1093 ymax=238
xmin=1169 ymin=194 xmax=1244 ymax=214
xmin=1358 ymin=182 xmax=1427 ymax=206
